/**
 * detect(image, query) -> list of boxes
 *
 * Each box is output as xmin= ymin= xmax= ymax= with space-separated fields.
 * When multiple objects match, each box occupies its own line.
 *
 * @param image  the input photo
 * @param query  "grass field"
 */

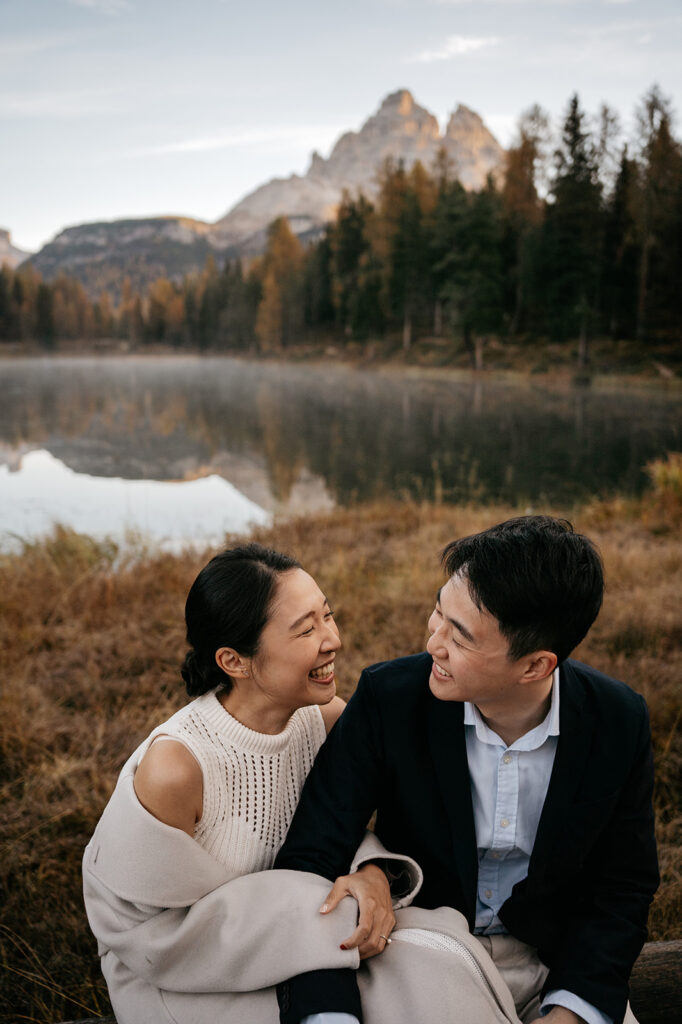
xmin=1 ymin=466 xmax=680 ymax=1023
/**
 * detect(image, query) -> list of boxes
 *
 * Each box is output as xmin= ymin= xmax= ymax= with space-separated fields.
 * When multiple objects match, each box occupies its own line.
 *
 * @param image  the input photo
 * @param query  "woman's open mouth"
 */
xmin=309 ymin=660 xmax=335 ymax=682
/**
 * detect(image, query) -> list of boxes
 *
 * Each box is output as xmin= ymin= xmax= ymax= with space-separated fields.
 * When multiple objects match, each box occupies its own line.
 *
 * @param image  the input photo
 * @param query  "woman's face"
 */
xmin=246 ymin=568 xmax=341 ymax=714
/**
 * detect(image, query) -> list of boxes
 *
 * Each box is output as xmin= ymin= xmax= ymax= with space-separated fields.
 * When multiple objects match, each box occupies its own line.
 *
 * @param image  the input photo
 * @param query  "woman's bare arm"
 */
xmin=133 ymin=739 xmax=203 ymax=836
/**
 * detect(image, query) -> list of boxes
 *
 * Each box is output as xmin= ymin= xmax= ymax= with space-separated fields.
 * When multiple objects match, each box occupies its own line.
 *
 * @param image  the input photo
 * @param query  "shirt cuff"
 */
xmin=301 ymin=1017 xmax=361 ymax=1024
xmin=541 ymin=989 xmax=612 ymax=1024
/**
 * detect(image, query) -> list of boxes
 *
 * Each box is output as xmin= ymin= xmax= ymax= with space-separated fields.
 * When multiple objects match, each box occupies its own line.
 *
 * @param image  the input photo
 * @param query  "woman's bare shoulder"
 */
xmin=133 ymin=738 xmax=203 ymax=836
xmin=319 ymin=696 xmax=346 ymax=734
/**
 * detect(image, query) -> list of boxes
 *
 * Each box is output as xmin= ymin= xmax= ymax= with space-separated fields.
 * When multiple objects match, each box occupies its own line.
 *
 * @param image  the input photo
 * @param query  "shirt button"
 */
xmin=500 ymin=818 xmax=509 ymax=828
xmin=503 ymin=754 xmax=512 ymax=764
xmin=484 ymin=889 xmax=493 ymax=899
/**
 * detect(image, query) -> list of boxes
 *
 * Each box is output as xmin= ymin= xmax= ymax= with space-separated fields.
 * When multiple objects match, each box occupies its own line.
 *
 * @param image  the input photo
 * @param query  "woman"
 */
xmin=83 ymin=544 xmax=519 ymax=1024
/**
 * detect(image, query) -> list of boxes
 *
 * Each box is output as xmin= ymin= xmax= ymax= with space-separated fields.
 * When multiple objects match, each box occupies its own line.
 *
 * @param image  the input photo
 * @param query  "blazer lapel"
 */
xmin=427 ymin=692 xmax=478 ymax=925
xmin=528 ymin=661 xmax=594 ymax=881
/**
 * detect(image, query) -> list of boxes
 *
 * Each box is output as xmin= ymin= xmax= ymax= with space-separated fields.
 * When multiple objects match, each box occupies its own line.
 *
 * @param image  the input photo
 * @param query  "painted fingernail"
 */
xmin=340 ymin=944 xmax=348 ymax=950
xmin=320 ymin=903 xmax=329 ymax=913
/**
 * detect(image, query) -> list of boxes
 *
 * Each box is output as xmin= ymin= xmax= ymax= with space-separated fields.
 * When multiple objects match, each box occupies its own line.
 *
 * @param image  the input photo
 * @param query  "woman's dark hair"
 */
xmin=181 ymin=543 xmax=301 ymax=697
xmin=441 ymin=515 xmax=604 ymax=664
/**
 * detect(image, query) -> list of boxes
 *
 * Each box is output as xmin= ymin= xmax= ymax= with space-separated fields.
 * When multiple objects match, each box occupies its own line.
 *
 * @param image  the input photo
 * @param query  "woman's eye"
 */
xmin=300 ymin=626 xmax=314 ymax=636
xmin=324 ymin=610 xmax=334 ymax=619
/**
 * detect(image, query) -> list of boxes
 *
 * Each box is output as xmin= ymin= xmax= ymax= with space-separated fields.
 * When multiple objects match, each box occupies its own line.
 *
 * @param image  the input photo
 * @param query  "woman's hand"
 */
xmin=319 ymin=862 xmax=396 ymax=959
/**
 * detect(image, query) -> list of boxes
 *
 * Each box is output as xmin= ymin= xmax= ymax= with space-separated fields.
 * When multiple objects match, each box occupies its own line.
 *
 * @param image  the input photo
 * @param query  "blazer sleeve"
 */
xmin=275 ymin=670 xmax=386 ymax=882
xmin=541 ymin=696 xmax=659 ymax=1023
xmin=274 ymin=672 xmax=387 ymax=1023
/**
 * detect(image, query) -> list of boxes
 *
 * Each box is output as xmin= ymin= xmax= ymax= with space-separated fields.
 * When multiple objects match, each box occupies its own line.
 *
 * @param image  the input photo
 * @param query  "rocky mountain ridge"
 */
xmin=29 ymin=90 xmax=505 ymax=295
xmin=210 ymin=90 xmax=504 ymax=249
xmin=0 ymin=229 xmax=32 ymax=270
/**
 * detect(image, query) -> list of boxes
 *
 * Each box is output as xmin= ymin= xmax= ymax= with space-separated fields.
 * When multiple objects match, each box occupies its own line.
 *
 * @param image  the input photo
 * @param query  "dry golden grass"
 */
xmin=0 ymin=493 xmax=680 ymax=1023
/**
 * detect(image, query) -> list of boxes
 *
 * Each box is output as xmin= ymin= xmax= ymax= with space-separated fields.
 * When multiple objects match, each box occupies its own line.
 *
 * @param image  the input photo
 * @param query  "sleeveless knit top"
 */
xmin=143 ymin=690 xmax=327 ymax=876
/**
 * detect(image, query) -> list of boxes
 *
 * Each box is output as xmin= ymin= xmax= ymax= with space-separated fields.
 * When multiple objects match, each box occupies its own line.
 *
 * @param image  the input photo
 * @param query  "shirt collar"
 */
xmin=464 ymin=667 xmax=561 ymax=750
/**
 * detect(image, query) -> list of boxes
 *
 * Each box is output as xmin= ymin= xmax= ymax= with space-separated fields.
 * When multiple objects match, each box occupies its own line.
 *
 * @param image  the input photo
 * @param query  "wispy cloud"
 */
xmin=570 ymin=16 xmax=678 ymax=39
xmin=0 ymin=88 xmax=128 ymax=118
xmin=134 ymin=125 xmax=346 ymax=158
xmin=409 ymin=35 xmax=500 ymax=63
xmin=68 ymin=0 xmax=132 ymax=13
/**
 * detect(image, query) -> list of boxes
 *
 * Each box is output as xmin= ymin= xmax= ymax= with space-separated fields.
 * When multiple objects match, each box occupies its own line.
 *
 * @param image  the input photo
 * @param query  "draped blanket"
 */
xmin=83 ymin=745 xmax=520 ymax=1024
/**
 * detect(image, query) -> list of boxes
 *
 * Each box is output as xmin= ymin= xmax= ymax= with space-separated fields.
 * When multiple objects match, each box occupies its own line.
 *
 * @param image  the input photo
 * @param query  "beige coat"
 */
xmin=83 ymin=745 xmax=520 ymax=1024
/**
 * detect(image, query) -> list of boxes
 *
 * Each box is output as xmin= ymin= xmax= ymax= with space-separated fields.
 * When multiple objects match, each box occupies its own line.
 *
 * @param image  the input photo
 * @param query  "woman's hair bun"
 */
xmin=181 ymin=649 xmax=212 ymax=697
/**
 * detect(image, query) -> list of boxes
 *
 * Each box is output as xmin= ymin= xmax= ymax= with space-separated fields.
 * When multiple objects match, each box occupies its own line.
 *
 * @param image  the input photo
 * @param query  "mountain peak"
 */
xmin=446 ymin=104 xmax=486 ymax=134
xmin=30 ymin=91 xmax=506 ymax=288
xmin=380 ymin=89 xmax=417 ymax=115
xmin=0 ymin=228 xmax=31 ymax=269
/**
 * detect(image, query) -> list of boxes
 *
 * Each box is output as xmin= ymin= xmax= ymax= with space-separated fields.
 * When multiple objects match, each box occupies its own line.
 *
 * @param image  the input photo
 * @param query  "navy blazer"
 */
xmin=275 ymin=653 xmax=659 ymax=1024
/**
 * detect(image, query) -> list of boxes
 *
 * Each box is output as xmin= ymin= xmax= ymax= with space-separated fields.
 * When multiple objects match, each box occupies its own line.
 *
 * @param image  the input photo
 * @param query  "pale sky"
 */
xmin=2 ymin=0 xmax=681 ymax=253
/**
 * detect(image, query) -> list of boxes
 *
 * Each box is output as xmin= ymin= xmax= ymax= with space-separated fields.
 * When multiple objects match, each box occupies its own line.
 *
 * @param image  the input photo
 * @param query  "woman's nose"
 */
xmin=322 ymin=621 xmax=341 ymax=651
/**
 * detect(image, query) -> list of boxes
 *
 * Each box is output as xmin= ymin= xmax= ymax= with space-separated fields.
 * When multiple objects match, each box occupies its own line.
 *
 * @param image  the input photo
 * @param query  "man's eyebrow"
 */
xmin=289 ymin=597 xmax=330 ymax=631
xmin=435 ymin=588 xmax=475 ymax=644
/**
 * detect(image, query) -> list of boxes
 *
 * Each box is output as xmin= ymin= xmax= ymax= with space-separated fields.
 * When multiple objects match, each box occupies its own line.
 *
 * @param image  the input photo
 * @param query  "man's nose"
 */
xmin=427 ymin=620 xmax=445 ymax=653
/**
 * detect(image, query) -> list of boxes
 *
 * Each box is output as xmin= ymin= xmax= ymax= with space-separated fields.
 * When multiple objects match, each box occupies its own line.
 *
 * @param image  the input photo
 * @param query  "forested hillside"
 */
xmin=2 ymin=89 xmax=680 ymax=368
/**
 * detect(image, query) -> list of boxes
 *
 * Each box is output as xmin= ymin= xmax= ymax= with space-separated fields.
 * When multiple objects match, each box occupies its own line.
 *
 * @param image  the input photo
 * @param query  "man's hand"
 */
xmin=529 ymin=1008 xmax=585 ymax=1024
xmin=319 ymin=862 xmax=396 ymax=959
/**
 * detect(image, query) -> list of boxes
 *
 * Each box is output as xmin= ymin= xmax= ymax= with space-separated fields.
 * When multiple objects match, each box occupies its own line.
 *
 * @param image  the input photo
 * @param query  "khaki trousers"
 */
xmin=474 ymin=934 xmax=638 ymax=1024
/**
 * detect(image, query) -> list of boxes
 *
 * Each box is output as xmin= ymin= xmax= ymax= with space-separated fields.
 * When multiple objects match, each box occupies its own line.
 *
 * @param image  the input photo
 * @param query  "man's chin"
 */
xmin=428 ymin=670 xmax=458 ymax=701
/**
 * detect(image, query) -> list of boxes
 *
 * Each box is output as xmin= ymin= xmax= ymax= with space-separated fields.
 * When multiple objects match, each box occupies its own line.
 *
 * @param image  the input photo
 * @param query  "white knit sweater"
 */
xmin=143 ymin=690 xmax=327 ymax=876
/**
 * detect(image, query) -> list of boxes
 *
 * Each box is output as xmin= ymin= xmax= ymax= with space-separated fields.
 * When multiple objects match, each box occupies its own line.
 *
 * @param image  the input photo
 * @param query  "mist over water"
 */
xmin=1 ymin=356 xmax=680 ymax=547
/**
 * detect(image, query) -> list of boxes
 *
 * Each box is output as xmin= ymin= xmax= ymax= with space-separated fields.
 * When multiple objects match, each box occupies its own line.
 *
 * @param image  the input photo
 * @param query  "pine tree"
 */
xmin=255 ymin=218 xmax=304 ymax=350
xmin=542 ymin=94 xmax=603 ymax=365
xmin=36 ymin=283 xmax=55 ymax=350
xmin=438 ymin=181 xmax=506 ymax=368
xmin=328 ymin=192 xmax=381 ymax=339
xmin=0 ymin=266 xmax=15 ymax=341
xmin=633 ymin=85 xmax=682 ymax=341
xmin=601 ymin=149 xmax=639 ymax=339
xmin=502 ymin=105 xmax=549 ymax=336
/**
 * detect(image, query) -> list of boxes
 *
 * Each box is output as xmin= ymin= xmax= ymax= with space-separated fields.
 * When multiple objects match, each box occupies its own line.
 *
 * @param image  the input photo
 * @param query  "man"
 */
xmin=274 ymin=516 xmax=659 ymax=1024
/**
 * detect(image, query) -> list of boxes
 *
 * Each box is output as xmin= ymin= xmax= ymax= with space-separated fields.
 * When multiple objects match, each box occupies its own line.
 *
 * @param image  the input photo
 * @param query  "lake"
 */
xmin=1 ymin=355 xmax=680 ymax=549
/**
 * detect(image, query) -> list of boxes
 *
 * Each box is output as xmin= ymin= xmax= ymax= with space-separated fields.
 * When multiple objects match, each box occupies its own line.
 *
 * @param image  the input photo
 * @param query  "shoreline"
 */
xmin=1 ymin=342 xmax=681 ymax=395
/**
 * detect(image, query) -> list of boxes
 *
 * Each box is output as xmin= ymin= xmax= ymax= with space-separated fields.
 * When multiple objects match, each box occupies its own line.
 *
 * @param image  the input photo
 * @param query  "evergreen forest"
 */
xmin=1 ymin=88 xmax=681 ymax=370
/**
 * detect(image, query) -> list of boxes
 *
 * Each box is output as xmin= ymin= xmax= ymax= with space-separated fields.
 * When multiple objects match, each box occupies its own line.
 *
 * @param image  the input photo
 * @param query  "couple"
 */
xmin=83 ymin=516 xmax=658 ymax=1024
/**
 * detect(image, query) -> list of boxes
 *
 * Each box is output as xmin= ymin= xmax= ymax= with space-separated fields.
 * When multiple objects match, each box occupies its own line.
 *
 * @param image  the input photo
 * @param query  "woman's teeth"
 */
xmin=310 ymin=663 xmax=334 ymax=680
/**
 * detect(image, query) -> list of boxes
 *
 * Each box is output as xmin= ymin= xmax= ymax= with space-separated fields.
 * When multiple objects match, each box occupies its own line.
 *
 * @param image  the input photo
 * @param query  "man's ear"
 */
xmin=215 ymin=647 xmax=250 ymax=678
xmin=519 ymin=650 xmax=558 ymax=684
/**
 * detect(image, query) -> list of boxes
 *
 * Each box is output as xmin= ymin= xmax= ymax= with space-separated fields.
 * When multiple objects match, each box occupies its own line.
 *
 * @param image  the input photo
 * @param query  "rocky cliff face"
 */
xmin=29 ymin=90 xmax=505 ymax=294
xmin=211 ymin=90 xmax=504 ymax=249
xmin=0 ymin=229 xmax=31 ymax=270
xmin=30 ymin=217 xmax=220 ymax=299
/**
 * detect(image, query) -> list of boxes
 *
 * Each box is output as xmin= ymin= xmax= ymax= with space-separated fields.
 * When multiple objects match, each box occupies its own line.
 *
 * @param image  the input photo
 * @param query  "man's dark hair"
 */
xmin=441 ymin=515 xmax=604 ymax=664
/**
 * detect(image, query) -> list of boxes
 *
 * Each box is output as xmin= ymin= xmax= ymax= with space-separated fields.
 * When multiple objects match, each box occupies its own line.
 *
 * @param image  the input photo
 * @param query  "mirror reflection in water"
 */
xmin=1 ymin=356 xmax=680 ymax=547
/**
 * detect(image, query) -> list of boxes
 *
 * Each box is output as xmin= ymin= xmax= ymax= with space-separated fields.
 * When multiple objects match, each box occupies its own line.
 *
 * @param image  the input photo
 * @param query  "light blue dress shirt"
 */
xmin=304 ymin=672 xmax=611 ymax=1024
xmin=465 ymin=670 xmax=611 ymax=1024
